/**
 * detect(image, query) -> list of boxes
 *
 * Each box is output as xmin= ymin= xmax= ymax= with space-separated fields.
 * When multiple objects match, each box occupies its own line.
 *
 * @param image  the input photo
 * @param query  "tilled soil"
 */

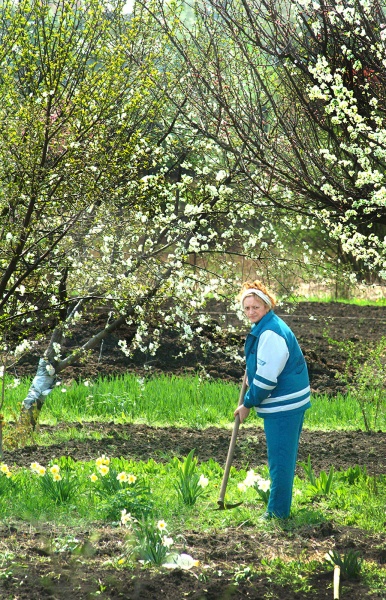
xmin=5 ymin=422 xmax=386 ymax=478
xmin=2 ymin=302 xmax=386 ymax=599
xmin=16 ymin=301 xmax=386 ymax=396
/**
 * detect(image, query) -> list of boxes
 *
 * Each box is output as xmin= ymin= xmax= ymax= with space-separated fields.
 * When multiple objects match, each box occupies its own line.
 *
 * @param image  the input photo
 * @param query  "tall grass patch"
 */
xmin=4 ymin=374 xmax=242 ymax=428
xmin=3 ymin=373 xmax=386 ymax=432
xmin=303 ymin=393 xmax=386 ymax=431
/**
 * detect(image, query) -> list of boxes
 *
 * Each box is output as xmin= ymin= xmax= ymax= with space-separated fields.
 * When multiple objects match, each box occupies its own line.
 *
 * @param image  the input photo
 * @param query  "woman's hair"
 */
xmin=238 ymin=280 xmax=277 ymax=309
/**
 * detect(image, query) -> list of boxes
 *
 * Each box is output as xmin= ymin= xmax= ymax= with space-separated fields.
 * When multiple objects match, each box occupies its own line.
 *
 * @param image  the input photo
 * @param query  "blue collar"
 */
xmin=248 ymin=310 xmax=274 ymax=337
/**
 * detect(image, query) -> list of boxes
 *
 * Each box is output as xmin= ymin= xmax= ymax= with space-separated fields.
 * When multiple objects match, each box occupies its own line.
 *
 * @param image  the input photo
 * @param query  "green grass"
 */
xmin=3 ymin=373 xmax=386 ymax=432
xmin=4 ymin=374 xmax=247 ymax=428
xmin=304 ymin=392 xmax=386 ymax=431
xmin=290 ymin=295 xmax=386 ymax=307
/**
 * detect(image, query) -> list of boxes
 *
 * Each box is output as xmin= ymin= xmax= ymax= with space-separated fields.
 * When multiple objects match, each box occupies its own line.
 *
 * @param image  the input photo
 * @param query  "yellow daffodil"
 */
xmin=52 ymin=473 xmax=62 ymax=482
xmin=127 ymin=474 xmax=137 ymax=484
xmin=95 ymin=454 xmax=110 ymax=467
xmin=98 ymin=465 xmax=109 ymax=476
xmin=116 ymin=472 xmax=128 ymax=483
xmin=0 ymin=463 xmax=9 ymax=474
xmin=31 ymin=462 xmax=46 ymax=476
xmin=89 ymin=473 xmax=98 ymax=482
xmin=49 ymin=465 xmax=60 ymax=475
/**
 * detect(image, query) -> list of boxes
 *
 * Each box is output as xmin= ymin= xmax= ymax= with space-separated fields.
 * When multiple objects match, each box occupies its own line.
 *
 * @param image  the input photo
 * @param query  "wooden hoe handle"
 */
xmin=217 ymin=372 xmax=248 ymax=507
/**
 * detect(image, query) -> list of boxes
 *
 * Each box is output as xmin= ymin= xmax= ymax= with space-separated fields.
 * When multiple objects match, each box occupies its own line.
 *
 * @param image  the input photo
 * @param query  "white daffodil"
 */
xmin=198 ymin=474 xmax=209 ymax=488
xmin=157 ymin=520 xmax=167 ymax=532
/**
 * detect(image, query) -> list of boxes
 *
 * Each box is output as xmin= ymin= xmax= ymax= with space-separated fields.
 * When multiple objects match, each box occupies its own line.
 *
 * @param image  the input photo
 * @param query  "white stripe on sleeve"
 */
xmin=255 ymin=330 xmax=289 ymax=383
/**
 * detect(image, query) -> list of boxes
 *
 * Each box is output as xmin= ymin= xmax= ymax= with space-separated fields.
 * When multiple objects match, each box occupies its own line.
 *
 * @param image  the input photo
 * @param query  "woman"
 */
xmin=234 ymin=280 xmax=311 ymax=519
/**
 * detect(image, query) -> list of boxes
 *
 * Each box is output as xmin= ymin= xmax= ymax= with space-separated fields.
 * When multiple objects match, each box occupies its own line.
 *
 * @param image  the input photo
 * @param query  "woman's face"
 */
xmin=243 ymin=294 xmax=270 ymax=324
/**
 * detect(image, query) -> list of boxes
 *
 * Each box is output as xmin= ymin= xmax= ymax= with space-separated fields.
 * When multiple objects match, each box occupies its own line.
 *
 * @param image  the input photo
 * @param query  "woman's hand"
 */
xmin=234 ymin=404 xmax=250 ymax=424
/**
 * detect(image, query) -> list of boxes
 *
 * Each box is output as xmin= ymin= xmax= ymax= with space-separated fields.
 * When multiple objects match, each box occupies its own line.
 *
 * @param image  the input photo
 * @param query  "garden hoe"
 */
xmin=216 ymin=373 xmax=247 ymax=510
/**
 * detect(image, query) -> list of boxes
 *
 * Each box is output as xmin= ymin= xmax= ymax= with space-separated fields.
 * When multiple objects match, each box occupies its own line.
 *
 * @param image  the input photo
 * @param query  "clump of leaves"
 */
xmin=300 ymin=455 xmax=335 ymax=496
xmin=31 ymin=457 xmax=81 ymax=505
xmin=174 ymin=449 xmax=209 ymax=506
xmin=100 ymin=485 xmax=153 ymax=522
xmin=338 ymin=465 xmax=367 ymax=485
xmin=2 ymin=409 xmax=35 ymax=451
xmin=324 ymin=549 xmax=362 ymax=580
xmin=233 ymin=566 xmax=258 ymax=583
xmin=123 ymin=516 xmax=173 ymax=566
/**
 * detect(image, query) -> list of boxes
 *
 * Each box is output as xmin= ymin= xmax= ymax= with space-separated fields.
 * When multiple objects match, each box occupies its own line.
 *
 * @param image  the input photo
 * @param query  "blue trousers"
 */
xmin=263 ymin=411 xmax=305 ymax=519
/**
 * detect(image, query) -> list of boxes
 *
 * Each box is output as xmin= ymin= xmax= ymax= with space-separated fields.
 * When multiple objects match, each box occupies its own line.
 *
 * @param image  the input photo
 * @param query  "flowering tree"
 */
xmin=0 ymin=0 xmax=296 ymax=431
xmin=145 ymin=0 xmax=386 ymax=284
xmin=0 ymin=0 xmax=188 ymax=424
xmin=8 ymin=0 xmax=386 ymax=435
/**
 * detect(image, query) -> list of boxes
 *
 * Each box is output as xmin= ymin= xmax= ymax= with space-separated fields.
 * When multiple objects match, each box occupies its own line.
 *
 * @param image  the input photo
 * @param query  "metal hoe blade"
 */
xmin=216 ymin=498 xmax=244 ymax=510
xmin=215 ymin=373 xmax=247 ymax=510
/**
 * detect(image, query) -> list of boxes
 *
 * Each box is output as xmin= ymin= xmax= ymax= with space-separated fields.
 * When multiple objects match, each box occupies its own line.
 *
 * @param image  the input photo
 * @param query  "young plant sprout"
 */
xmin=174 ymin=450 xmax=210 ymax=506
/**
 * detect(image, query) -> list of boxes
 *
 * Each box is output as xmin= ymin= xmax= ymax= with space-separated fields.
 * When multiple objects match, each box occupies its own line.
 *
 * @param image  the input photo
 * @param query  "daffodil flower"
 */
xmin=95 ymin=454 xmax=110 ymax=467
xmin=198 ymin=474 xmax=209 ymax=488
xmin=121 ymin=509 xmax=134 ymax=526
xmin=31 ymin=462 xmax=46 ymax=476
xmin=244 ymin=469 xmax=261 ymax=487
xmin=98 ymin=465 xmax=109 ymax=476
xmin=257 ymin=479 xmax=270 ymax=492
xmin=162 ymin=536 xmax=174 ymax=548
xmin=157 ymin=520 xmax=167 ymax=532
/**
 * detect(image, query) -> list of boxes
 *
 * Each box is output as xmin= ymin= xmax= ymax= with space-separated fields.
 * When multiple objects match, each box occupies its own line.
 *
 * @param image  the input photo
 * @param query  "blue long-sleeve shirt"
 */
xmin=243 ymin=311 xmax=311 ymax=418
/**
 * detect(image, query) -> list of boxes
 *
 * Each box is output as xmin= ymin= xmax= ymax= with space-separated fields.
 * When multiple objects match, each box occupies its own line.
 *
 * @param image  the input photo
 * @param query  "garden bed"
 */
xmin=2 ymin=301 xmax=386 ymax=599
